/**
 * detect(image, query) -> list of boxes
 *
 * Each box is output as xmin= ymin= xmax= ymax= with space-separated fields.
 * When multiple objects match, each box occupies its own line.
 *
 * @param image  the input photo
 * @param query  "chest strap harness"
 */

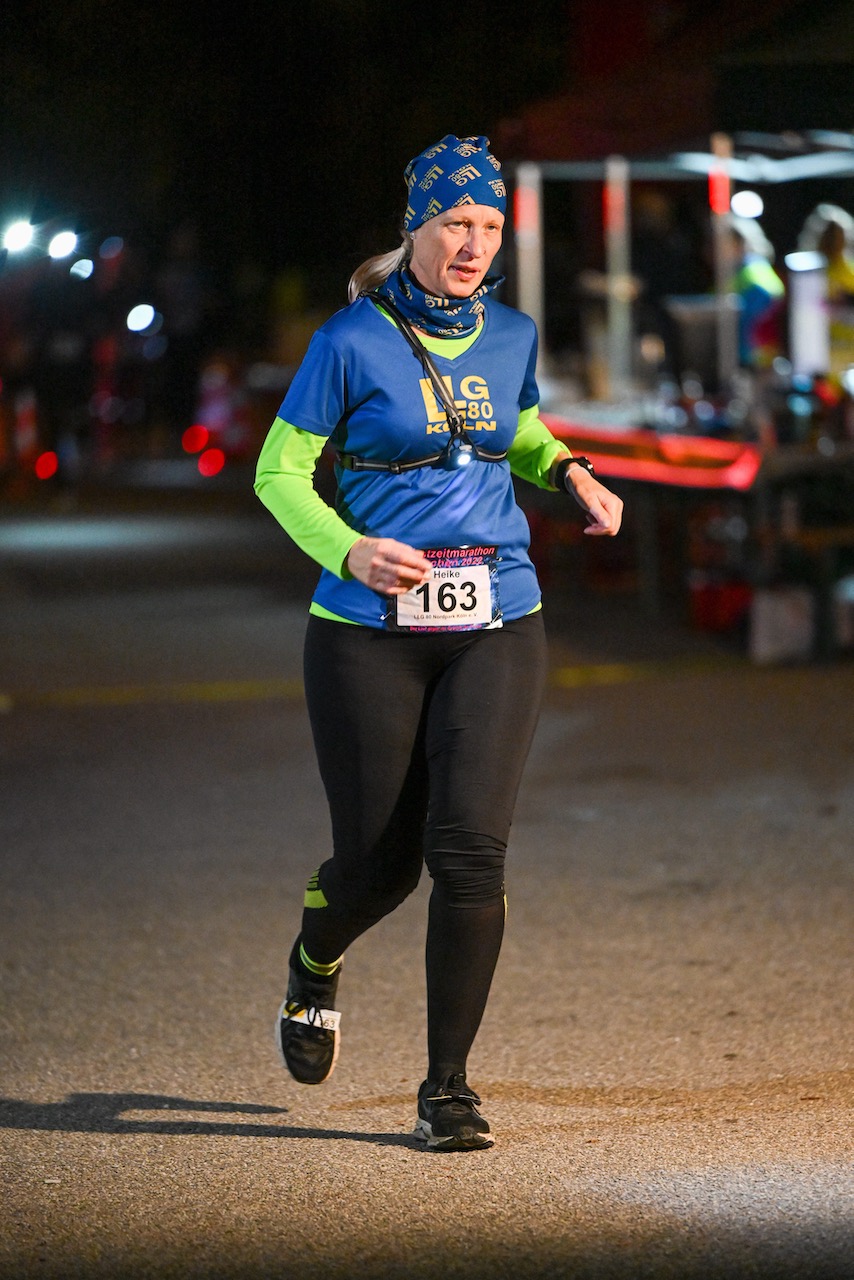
xmin=337 ymin=292 xmax=508 ymax=474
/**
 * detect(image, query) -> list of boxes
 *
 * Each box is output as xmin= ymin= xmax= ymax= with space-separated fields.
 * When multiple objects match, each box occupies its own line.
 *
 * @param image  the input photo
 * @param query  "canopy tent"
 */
xmin=508 ymin=131 xmax=854 ymax=393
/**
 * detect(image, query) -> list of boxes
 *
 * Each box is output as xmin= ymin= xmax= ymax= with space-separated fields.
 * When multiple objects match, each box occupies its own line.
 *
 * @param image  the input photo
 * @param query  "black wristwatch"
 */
xmin=555 ymin=455 xmax=595 ymax=492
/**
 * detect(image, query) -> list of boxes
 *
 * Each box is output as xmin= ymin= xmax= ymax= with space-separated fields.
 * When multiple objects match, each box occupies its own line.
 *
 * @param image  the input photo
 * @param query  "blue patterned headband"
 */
xmin=403 ymin=135 xmax=507 ymax=231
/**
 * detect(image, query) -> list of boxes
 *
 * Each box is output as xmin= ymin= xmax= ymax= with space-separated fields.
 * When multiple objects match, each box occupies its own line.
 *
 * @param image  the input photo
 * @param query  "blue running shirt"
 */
xmin=274 ymin=295 xmax=546 ymax=628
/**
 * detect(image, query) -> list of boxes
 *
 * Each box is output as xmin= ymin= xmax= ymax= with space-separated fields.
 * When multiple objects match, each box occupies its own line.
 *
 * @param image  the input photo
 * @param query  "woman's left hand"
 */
xmin=566 ymin=470 xmax=624 ymax=536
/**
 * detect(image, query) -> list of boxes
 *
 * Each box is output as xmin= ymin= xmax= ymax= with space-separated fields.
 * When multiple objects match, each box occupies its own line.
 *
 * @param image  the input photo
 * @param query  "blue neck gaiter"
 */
xmin=373 ymin=266 xmax=504 ymax=338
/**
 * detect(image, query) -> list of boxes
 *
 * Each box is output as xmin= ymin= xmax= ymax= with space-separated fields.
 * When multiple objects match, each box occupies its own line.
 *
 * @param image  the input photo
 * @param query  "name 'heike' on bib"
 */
xmin=374 ymin=267 xmax=504 ymax=338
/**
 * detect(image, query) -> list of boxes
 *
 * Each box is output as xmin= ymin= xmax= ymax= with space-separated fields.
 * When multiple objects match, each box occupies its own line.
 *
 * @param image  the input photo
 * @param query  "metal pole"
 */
xmin=513 ymin=162 xmax=545 ymax=367
xmin=604 ymin=155 xmax=632 ymax=400
xmin=710 ymin=132 xmax=739 ymax=392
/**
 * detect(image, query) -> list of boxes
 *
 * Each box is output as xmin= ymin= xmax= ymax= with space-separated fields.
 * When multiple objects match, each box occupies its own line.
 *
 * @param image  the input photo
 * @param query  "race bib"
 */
xmin=388 ymin=546 xmax=502 ymax=632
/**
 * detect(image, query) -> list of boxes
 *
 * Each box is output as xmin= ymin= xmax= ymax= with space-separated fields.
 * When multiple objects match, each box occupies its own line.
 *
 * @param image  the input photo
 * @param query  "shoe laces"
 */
xmin=285 ymin=1000 xmax=327 ymax=1029
xmin=426 ymin=1073 xmax=481 ymax=1106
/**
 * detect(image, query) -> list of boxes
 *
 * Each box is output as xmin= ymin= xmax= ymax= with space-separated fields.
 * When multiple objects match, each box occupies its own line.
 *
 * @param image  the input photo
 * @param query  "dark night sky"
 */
xmin=2 ymin=0 xmax=852 ymax=317
xmin=1 ymin=2 xmax=570 ymax=299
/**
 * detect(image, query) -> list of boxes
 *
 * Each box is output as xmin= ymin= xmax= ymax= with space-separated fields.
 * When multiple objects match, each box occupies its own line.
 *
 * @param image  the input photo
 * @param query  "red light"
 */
xmin=35 ymin=451 xmax=59 ymax=480
xmin=603 ymin=185 xmax=626 ymax=234
xmin=198 ymin=447 xmax=225 ymax=477
xmin=182 ymin=424 xmax=210 ymax=453
xmin=513 ymin=185 xmax=539 ymax=236
xmin=813 ymin=377 xmax=842 ymax=408
xmin=708 ymin=169 xmax=730 ymax=216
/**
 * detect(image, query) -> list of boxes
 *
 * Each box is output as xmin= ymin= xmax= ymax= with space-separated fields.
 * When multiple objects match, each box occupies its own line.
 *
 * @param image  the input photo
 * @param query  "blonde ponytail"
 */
xmin=348 ymin=234 xmax=412 ymax=302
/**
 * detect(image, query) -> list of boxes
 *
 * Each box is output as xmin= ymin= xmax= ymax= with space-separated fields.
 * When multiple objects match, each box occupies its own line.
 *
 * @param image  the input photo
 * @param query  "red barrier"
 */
xmin=542 ymin=415 xmax=763 ymax=491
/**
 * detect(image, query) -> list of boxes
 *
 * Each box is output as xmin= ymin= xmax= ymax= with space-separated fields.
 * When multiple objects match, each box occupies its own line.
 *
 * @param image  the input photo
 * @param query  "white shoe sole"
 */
xmin=413 ymin=1116 xmax=494 ymax=1151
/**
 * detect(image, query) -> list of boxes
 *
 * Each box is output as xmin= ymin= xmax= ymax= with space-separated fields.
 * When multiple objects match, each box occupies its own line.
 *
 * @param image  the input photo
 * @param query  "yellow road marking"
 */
xmin=5 ymin=678 xmax=305 ymax=710
xmin=549 ymin=654 xmax=741 ymax=688
xmin=1 ymin=656 xmax=741 ymax=711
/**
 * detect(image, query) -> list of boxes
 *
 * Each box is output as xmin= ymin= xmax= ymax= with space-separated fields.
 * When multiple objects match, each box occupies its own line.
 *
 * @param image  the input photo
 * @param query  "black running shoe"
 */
xmin=413 ymin=1073 xmax=494 ymax=1151
xmin=275 ymin=950 xmax=341 ymax=1086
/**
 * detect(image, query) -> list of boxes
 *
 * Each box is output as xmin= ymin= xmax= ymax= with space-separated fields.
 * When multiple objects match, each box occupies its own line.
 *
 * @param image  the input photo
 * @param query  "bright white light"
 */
xmin=730 ymin=190 xmax=764 ymax=219
xmin=48 ymin=230 xmax=78 ymax=259
xmin=127 ymin=304 xmax=156 ymax=332
xmin=3 ymin=220 xmax=35 ymax=253
xmin=785 ymin=251 xmax=826 ymax=272
xmin=69 ymin=258 xmax=94 ymax=279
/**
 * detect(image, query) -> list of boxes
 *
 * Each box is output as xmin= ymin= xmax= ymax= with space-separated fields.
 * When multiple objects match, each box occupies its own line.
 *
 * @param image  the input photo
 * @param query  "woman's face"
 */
xmin=409 ymin=205 xmax=504 ymax=299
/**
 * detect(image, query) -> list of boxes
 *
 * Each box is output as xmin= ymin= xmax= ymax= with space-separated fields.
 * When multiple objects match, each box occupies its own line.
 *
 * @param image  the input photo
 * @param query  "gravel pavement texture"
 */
xmin=1 ymin=486 xmax=852 ymax=1279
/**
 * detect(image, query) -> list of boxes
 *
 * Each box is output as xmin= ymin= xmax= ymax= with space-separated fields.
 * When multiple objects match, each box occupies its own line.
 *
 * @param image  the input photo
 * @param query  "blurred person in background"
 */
xmin=799 ymin=203 xmax=854 ymax=381
xmin=255 ymin=134 xmax=623 ymax=1151
xmin=631 ymin=188 xmax=704 ymax=372
xmin=722 ymin=215 xmax=785 ymax=370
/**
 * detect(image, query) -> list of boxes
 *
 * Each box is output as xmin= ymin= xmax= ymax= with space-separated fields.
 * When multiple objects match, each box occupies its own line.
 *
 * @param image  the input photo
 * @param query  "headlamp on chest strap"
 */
xmin=336 ymin=292 xmax=509 ymax=475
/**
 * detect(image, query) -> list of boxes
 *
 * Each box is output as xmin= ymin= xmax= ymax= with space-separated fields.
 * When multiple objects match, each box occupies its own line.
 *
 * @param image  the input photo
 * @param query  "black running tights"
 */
xmin=299 ymin=611 xmax=548 ymax=1082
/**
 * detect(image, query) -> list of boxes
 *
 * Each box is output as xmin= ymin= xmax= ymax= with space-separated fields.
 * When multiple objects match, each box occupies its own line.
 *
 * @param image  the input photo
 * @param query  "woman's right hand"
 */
xmin=346 ymin=536 xmax=432 ymax=595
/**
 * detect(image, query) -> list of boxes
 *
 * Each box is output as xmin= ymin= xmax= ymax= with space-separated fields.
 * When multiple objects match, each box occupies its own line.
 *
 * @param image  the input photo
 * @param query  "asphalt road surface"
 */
xmin=1 ymin=479 xmax=852 ymax=1279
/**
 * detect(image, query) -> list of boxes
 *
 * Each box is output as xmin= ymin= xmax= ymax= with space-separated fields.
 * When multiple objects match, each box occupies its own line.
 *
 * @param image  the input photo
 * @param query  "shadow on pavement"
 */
xmin=3 ymin=1097 xmax=851 ymax=1278
xmin=0 ymin=1091 xmax=413 ymax=1147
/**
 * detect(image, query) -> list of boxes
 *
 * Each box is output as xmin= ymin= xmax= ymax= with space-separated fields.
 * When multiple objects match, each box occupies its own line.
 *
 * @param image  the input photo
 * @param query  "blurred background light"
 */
xmin=197 ymin=447 xmax=225 ymax=477
xmin=126 ymin=304 xmax=156 ymax=332
xmin=182 ymin=424 xmax=210 ymax=454
xmin=34 ymin=451 xmax=59 ymax=481
xmin=3 ymin=220 xmax=35 ymax=252
xmin=787 ymin=394 xmax=813 ymax=417
xmin=69 ymin=258 xmax=94 ymax=279
xmin=730 ymin=190 xmax=764 ymax=219
xmin=659 ymin=405 xmax=689 ymax=430
xmin=784 ymin=251 xmax=826 ymax=272
xmin=99 ymin=236 xmax=124 ymax=259
xmin=48 ymin=230 xmax=78 ymax=259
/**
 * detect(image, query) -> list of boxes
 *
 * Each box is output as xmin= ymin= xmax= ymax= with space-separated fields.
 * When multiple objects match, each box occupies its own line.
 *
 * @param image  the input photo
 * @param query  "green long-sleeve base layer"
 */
xmin=254 ymin=402 xmax=568 ymax=584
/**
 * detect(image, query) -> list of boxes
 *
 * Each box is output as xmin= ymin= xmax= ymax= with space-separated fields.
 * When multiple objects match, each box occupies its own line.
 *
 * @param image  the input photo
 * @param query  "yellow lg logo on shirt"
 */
xmin=419 ymin=375 xmax=496 ymax=435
